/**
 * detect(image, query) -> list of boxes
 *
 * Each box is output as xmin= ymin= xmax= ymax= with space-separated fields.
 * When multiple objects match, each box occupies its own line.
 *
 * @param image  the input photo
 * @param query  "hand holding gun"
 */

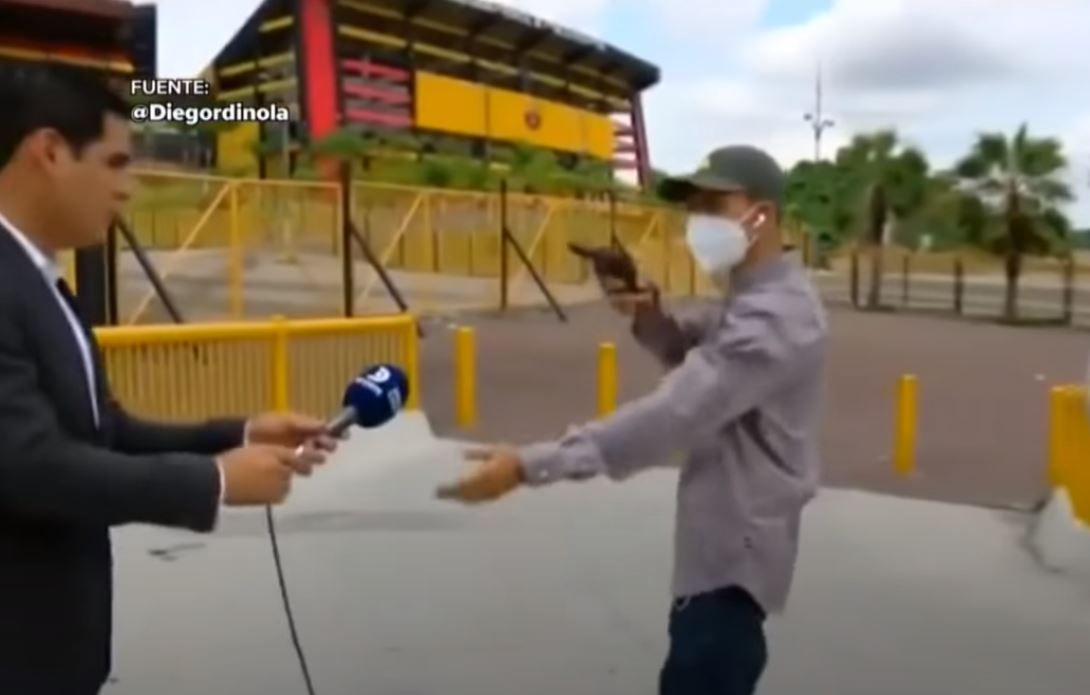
xmin=568 ymin=242 xmax=660 ymax=316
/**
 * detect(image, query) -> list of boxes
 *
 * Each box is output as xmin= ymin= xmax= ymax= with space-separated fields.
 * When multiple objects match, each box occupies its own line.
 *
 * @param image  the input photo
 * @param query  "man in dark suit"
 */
xmin=0 ymin=64 xmax=338 ymax=693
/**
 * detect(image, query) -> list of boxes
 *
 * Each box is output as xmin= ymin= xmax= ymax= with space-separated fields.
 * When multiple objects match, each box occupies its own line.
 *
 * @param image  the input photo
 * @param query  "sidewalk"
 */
xmin=106 ymin=414 xmax=1090 ymax=695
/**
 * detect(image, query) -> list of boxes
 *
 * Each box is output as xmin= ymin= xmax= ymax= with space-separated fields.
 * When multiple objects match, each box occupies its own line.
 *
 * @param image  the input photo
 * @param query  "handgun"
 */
xmin=567 ymin=242 xmax=642 ymax=293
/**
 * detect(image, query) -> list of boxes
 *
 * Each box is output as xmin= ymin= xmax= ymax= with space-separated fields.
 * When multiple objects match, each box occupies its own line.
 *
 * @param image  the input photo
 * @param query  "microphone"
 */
xmin=325 ymin=363 xmax=411 ymax=435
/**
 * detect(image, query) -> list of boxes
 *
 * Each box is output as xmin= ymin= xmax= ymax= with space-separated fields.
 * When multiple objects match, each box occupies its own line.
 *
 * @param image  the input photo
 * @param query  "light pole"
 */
xmin=803 ymin=63 xmax=834 ymax=161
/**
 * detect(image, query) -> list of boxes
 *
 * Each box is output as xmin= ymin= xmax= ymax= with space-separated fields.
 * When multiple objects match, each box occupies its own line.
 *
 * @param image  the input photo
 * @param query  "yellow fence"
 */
xmin=119 ymin=170 xmax=343 ymax=323
xmin=347 ymin=181 xmax=722 ymax=311
xmin=1049 ymin=385 xmax=1090 ymax=523
xmin=114 ymin=170 xmax=722 ymax=322
xmin=95 ymin=315 xmax=419 ymax=422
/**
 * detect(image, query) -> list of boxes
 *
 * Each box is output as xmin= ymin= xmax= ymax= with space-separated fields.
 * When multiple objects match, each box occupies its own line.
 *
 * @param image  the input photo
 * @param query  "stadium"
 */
xmin=203 ymin=0 xmax=660 ymax=188
xmin=0 ymin=0 xmax=681 ymax=325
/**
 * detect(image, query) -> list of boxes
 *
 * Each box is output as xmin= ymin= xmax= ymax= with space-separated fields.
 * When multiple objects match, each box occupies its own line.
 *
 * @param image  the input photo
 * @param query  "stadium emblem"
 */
xmin=525 ymin=105 xmax=542 ymax=130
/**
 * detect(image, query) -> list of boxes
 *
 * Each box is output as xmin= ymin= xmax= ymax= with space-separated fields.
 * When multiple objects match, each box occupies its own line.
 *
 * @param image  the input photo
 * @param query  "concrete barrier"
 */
xmin=1030 ymin=488 xmax=1090 ymax=583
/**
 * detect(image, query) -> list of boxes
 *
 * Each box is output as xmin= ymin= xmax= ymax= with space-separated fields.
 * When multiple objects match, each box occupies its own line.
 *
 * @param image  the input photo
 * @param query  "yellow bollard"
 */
xmin=597 ymin=341 xmax=617 ymax=416
xmin=454 ymin=326 xmax=476 ymax=429
xmin=892 ymin=374 xmax=918 ymax=476
xmin=1061 ymin=386 xmax=1090 ymax=523
xmin=1048 ymin=386 xmax=1070 ymax=488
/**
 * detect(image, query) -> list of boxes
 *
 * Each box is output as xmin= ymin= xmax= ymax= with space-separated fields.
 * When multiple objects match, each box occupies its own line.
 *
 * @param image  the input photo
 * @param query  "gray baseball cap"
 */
xmin=658 ymin=145 xmax=785 ymax=209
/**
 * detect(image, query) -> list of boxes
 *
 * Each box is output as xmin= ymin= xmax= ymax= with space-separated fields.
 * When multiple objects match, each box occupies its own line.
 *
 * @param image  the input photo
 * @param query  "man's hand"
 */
xmin=246 ymin=411 xmax=340 ymax=453
xmin=435 ymin=445 xmax=524 ymax=505
xmin=218 ymin=445 xmax=322 ymax=506
xmin=605 ymin=280 xmax=660 ymax=318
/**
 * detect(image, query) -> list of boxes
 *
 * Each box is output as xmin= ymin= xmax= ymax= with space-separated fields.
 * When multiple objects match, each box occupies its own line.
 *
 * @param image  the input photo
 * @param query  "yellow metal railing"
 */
xmin=348 ymin=180 xmax=696 ymax=289
xmin=1049 ymin=385 xmax=1090 ymax=523
xmin=95 ymin=315 xmax=419 ymax=422
xmin=117 ymin=170 xmax=816 ymax=322
xmin=121 ymin=170 xmax=343 ymax=322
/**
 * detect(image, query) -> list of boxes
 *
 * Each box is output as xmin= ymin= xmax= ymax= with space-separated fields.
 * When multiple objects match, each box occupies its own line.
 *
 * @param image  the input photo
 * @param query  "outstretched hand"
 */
xmin=435 ymin=445 xmax=524 ymax=505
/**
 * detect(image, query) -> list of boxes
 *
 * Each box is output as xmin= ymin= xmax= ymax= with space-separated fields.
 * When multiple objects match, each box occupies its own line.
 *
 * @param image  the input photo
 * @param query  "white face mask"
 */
xmin=685 ymin=207 xmax=761 ymax=281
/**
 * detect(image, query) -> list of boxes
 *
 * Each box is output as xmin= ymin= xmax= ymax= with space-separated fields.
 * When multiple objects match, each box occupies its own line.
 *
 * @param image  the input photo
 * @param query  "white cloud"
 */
xmin=637 ymin=0 xmax=767 ymax=40
xmin=151 ymin=0 xmax=264 ymax=77
xmin=643 ymin=0 xmax=1090 ymax=225
xmin=144 ymin=0 xmax=1089 ymax=224
xmin=1064 ymin=114 xmax=1090 ymax=227
xmin=486 ymin=0 xmax=613 ymax=33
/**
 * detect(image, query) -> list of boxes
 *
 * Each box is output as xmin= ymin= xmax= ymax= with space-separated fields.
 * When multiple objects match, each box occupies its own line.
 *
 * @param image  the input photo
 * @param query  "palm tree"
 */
xmin=784 ymin=159 xmax=858 ymax=265
xmin=834 ymin=131 xmax=930 ymax=309
xmin=955 ymin=123 xmax=1074 ymax=321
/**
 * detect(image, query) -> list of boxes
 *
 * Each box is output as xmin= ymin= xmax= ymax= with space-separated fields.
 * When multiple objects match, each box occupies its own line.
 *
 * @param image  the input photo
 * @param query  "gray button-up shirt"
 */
xmin=519 ymin=255 xmax=828 ymax=614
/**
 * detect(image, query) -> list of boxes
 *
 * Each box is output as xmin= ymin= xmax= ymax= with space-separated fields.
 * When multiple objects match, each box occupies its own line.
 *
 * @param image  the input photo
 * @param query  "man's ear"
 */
xmin=25 ymin=128 xmax=73 ymax=171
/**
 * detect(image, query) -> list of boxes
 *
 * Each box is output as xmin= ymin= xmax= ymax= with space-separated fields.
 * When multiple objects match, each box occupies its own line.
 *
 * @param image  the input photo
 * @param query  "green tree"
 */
xmin=834 ymin=131 xmax=930 ymax=308
xmin=784 ymin=159 xmax=857 ymax=265
xmin=955 ymin=123 xmax=1074 ymax=321
xmin=891 ymin=173 xmax=990 ymax=251
xmin=306 ymin=127 xmax=381 ymax=174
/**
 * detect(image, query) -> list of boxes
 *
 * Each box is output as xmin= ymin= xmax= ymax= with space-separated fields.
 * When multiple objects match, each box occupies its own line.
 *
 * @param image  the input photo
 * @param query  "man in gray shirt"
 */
xmin=436 ymin=144 xmax=828 ymax=695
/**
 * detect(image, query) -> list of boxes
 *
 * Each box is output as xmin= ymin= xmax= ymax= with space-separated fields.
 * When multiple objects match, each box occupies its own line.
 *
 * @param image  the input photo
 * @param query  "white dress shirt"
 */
xmin=0 ymin=211 xmax=228 ymax=505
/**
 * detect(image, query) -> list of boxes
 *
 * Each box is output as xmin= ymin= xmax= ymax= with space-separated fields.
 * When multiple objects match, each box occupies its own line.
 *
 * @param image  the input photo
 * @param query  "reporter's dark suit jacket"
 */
xmin=0 ymin=226 xmax=246 ymax=694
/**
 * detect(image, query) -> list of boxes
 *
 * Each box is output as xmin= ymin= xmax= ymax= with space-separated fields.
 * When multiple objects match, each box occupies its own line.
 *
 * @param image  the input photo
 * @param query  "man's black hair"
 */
xmin=0 ymin=63 xmax=129 ymax=169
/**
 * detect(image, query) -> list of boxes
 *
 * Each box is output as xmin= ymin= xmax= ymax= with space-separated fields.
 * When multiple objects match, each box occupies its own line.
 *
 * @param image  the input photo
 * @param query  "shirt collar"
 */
xmin=0 ymin=209 xmax=61 ymax=282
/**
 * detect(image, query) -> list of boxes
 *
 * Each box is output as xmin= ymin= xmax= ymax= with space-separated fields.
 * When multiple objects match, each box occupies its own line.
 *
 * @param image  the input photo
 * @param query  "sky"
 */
xmin=149 ymin=0 xmax=1090 ymax=228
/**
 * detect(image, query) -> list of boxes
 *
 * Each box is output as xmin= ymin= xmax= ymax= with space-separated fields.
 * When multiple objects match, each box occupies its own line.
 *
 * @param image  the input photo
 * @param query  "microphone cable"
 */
xmin=112 ymin=217 xmax=319 ymax=693
xmin=265 ymin=504 xmax=319 ymax=695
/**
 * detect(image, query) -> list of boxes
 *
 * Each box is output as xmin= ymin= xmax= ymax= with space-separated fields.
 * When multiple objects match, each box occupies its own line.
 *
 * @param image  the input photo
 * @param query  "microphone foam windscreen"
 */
xmin=342 ymin=364 xmax=410 ymax=428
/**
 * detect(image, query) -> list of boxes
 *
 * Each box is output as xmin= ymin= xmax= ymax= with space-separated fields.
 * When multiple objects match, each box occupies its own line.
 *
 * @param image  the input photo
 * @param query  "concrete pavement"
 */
xmin=104 ymin=413 xmax=1090 ymax=695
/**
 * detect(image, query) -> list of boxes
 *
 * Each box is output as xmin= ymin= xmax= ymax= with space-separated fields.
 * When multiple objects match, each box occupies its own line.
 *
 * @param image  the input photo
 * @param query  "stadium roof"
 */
xmin=213 ymin=0 xmax=660 ymax=92
xmin=0 ymin=0 xmax=134 ymax=19
xmin=0 ymin=0 xmax=156 ymax=76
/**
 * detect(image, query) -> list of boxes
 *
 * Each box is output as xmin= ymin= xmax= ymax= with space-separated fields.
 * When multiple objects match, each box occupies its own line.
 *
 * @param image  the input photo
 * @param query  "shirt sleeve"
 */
xmin=519 ymin=292 xmax=824 ymax=486
xmin=630 ymin=302 xmax=715 ymax=368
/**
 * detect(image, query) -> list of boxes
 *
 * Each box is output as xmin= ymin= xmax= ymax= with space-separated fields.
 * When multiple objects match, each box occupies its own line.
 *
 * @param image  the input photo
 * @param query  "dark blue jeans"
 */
xmin=659 ymin=586 xmax=768 ymax=695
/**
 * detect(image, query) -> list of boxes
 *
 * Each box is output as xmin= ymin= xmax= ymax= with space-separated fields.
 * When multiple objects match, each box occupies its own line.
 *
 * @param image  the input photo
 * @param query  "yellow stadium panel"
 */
xmin=488 ymin=89 xmax=615 ymax=159
xmin=260 ymin=16 xmax=293 ymax=32
xmin=413 ymin=71 xmax=615 ymax=159
xmin=583 ymin=114 xmax=615 ymax=160
xmin=488 ymin=89 xmax=575 ymax=151
xmin=415 ymin=72 xmax=487 ymax=136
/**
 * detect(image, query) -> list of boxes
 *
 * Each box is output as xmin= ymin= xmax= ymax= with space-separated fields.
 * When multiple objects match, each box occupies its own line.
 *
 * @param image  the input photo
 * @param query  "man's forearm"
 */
xmin=107 ymin=402 xmax=246 ymax=456
xmin=630 ymin=304 xmax=707 ymax=367
xmin=0 ymin=437 xmax=221 ymax=531
xmin=518 ymin=430 xmax=607 ymax=487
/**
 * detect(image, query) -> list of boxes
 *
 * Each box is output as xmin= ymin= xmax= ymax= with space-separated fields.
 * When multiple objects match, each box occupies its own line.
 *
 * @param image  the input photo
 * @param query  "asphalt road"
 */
xmin=415 ymin=299 xmax=1090 ymax=510
xmin=104 ymin=415 xmax=1090 ymax=695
